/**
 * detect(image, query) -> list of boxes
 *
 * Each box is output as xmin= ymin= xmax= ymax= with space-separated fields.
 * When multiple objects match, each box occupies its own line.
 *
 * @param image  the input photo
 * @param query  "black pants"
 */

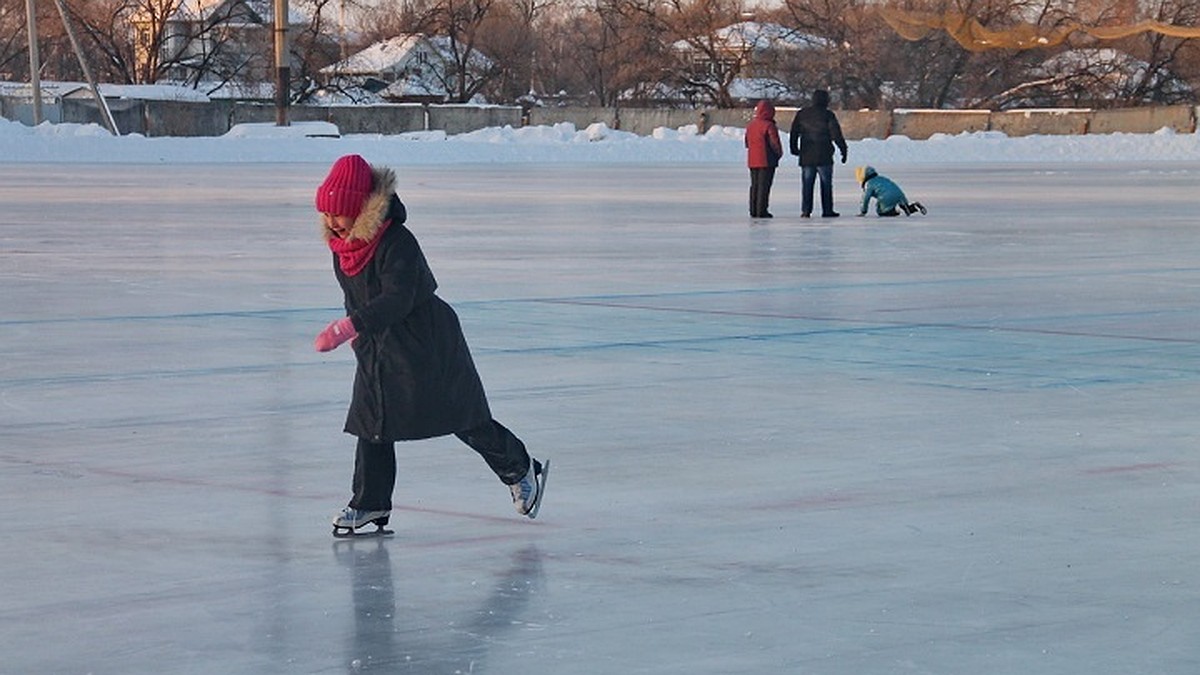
xmin=349 ymin=419 xmax=530 ymax=511
xmin=749 ymin=167 xmax=776 ymax=217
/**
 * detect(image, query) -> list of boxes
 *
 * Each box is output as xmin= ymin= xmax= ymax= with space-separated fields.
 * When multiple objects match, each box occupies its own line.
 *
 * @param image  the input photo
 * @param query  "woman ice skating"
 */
xmin=855 ymin=165 xmax=926 ymax=217
xmin=313 ymin=154 xmax=547 ymax=537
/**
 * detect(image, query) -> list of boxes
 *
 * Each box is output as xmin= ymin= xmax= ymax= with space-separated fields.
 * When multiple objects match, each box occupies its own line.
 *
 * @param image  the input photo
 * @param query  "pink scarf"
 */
xmin=328 ymin=219 xmax=392 ymax=276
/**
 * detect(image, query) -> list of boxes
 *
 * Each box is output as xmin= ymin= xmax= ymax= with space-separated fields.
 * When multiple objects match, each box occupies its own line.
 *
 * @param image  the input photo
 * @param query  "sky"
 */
xmin=3 ymin=115 xmax=1200 ymax=166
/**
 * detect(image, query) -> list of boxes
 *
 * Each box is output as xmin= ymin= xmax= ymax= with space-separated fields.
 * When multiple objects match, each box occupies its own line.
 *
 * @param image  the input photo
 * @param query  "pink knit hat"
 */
xmin=315 ymin=154 xmax=373 ymax=218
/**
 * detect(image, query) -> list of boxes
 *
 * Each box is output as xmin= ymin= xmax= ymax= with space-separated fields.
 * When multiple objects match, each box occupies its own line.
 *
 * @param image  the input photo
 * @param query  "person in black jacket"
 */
xmin=313 ymin=154 xmax=547 ymax=536
xmin=788 ymin=89 xmax=848 ymax=217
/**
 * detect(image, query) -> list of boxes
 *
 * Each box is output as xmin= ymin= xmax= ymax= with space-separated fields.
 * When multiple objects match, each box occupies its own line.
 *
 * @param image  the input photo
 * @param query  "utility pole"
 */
xmin=274 ymin=0 xmax=290 ymax=126
xmin=25 ymin=0 xmax=42 ymax=124
xmin=51 ymin=0 xmax=118 ymax=135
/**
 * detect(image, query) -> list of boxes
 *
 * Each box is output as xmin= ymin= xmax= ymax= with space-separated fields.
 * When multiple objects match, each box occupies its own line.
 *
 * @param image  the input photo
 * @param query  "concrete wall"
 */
xmin=837 ymin=110 xmax=893 ymax=140
xmin=617 ymin=108 xmax=702 ymax=135
xmin=526 ymin=107 xmax=617 ymax=131
xmin=526 ymin=107 xmax=742 ymax=135
xmin=429 ymin=105 xmax=522 ymax=135
xmin=3 ymin=95 xmax=1197 ymax=139
xmin=891 ymin=109 xmax=992 ymax=140
xmin=2 ymin=98 xmax=63 ymax=125
xmin=1088 ymin=105 xmax=1195 ymax=134
xmin=702 ymin=108 xmax=755 ymax=131
xmin=227 ymin=103 xmax=431 ymax=135
xmin=989 ymin=109 xmax=1091 ymax=137
xmin=61 ymin=98 xmax=145 ymax=134
xmin=143 ymin=100 xmax=235 ymax=137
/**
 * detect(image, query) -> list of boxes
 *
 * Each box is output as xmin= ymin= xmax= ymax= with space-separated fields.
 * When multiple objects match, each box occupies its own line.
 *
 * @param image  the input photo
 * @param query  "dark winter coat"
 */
xmin=788 ymin=91 xmax=848 ymax=167
xmin=330 ymin=167 xmax=491 ymax=442
xmin=745 ymin=100 xmax=783 ymax=169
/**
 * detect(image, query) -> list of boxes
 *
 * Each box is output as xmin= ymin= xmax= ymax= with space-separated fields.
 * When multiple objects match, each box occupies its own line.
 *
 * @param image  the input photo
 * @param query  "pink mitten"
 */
xmin=315 ymin=317 xmax=357 ymax=352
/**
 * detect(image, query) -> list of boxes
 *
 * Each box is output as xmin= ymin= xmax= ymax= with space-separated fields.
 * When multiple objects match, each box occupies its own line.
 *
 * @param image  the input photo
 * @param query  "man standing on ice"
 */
xmin=789 ymin=89 xmax=848 ymax=218
xmin=313 ymin=154 xmax=547 ymax=537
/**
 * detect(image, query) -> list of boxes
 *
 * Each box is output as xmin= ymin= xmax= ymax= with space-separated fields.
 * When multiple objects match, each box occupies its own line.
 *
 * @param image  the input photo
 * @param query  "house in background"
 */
xmin=318 ymin=34 xmax=495 ymax=104
xmin=671 ymin=21 xmax=830 ymax=105
xmin=134 ymin=0 xmax=311 ymax=84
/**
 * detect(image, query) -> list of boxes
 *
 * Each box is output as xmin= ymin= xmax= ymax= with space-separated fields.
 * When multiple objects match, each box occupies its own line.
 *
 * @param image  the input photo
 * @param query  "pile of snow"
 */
xmin=1 ymin=116 xmax=1198 ymax=165
xmin=223 ymin=121 xmax=341 ymax=138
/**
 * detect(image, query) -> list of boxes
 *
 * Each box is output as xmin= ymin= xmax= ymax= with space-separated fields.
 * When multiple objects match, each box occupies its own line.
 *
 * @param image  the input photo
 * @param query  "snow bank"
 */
xmin=1 ymin=116 xmax=1198 ymax=165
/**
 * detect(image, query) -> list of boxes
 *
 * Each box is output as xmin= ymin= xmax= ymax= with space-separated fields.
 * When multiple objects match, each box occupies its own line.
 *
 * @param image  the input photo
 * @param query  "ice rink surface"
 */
xmin=2 ymin=161 xmax=1198 ymax=674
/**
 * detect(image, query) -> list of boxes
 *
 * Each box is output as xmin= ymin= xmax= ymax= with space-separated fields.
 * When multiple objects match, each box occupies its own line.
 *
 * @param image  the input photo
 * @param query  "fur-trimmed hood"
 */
xmin=322 ymin=165 xmax=400 ymax=243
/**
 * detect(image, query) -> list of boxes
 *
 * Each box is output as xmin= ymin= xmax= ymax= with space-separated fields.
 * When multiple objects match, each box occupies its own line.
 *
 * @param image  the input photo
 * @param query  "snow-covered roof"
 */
xmin=378 ymin=76 xmax=445 ymax=100
xmin=321 ymin=35 xmax=428 ymax=75
xmin=200 ymin=80 xmax=277 ymax=100
xmin=619 ymin=77 xmax=802 ymax=105
xmin=1036 ymin=48 xmax=1189 ymax=96
xmin=322 ymin=34 xmax=494 ymax=78
xmin=1039 ymin=48 xmax=1146 ymax=75
xmin=0 ymin=80 xmax=211 ymax=102
xmin=727 ymin=77 xmax=802 ymax=101
xmin=96 ymin=83 xmax=212 ymax=102
xmin=0 ymin=81 xmax=84 ymax=99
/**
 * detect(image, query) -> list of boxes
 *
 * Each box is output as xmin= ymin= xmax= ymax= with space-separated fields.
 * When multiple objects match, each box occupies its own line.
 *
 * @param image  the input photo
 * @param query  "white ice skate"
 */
xmin=331 ymin=507 xmax=393 ymax=538
xmin=510 ymin=458 xmax=549 ymax=519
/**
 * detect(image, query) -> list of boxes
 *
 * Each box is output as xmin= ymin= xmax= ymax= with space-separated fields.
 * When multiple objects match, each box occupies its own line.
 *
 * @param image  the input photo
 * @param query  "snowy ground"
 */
xmin=1 ymin=122 xmax=1199 ymax=674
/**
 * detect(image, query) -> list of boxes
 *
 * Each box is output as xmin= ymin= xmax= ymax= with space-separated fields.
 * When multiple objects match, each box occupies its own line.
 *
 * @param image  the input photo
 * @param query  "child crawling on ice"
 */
xmin=855 ymin=165 xmax=926 ymax=217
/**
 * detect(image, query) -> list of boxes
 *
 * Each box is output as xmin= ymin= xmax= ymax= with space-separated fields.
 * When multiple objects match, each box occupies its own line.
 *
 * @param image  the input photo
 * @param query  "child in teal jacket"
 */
xmin=855 ymin=166 xmax=926 ymax=217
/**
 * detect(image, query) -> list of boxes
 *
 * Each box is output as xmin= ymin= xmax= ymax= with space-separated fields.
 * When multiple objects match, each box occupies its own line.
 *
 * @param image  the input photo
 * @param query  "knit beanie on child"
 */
xmin=315 ymin=154 xmax=373 ymax=219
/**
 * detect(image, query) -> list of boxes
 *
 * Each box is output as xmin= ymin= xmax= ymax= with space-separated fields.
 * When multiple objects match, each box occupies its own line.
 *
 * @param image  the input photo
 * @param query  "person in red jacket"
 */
xmin=744 ymin=99 xmax=783 ymax=218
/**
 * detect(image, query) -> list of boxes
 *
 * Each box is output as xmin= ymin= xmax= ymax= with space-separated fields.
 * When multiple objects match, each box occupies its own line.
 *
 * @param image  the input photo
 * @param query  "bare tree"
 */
xmin=857 ymin=0 xmax=1200 ymax=109
xmin=540 ymin=0 xmax=668 ymax=106
xmin=777 ymin=0 xmax=851 ymax=104
xmin=11 ymin=0 xmax=78 ymax=82
xmin=653 ymin=0 xmax=746 ymax=107
xmin=9 ymin=0 xmax=1199 ymax=111
xmin=43 ymin=0 xmax=335 ymax=100
xmin=43 ymin=0 xmax=257 ymax=85
xmin=525 ymin=1 xmax=586 ymax=102
xmin=835 ymin=0 xmax=1076 ymax=109
xmin=359 ymin=0 xmax=505 ymax=102
xmin=0 ymin=0 xmax=29 ymax=80
xmin=475 ymin=0 xmax=557 ymax=102
xmin=291 ymin=0 xmax=356 ymax=100
xmin=1109 ymin=0 xmax=1200 ymax=105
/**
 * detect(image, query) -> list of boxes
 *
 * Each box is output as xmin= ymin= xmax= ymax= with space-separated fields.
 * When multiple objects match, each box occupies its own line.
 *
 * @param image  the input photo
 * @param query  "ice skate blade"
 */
xmin=526 ymin=459 xmax=550 ymax=519
xmin=332 ymin=523 xmax=394 ymax=538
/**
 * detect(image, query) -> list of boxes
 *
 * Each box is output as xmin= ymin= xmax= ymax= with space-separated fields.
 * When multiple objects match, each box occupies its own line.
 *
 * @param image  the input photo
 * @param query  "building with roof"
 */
xmin=670 ymin=21 xmax=829 ymax=106
xmin=319 ymin=34 xmax=494 ymax=104
xmin=134 ymin=0 xmax=311 ymax=84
